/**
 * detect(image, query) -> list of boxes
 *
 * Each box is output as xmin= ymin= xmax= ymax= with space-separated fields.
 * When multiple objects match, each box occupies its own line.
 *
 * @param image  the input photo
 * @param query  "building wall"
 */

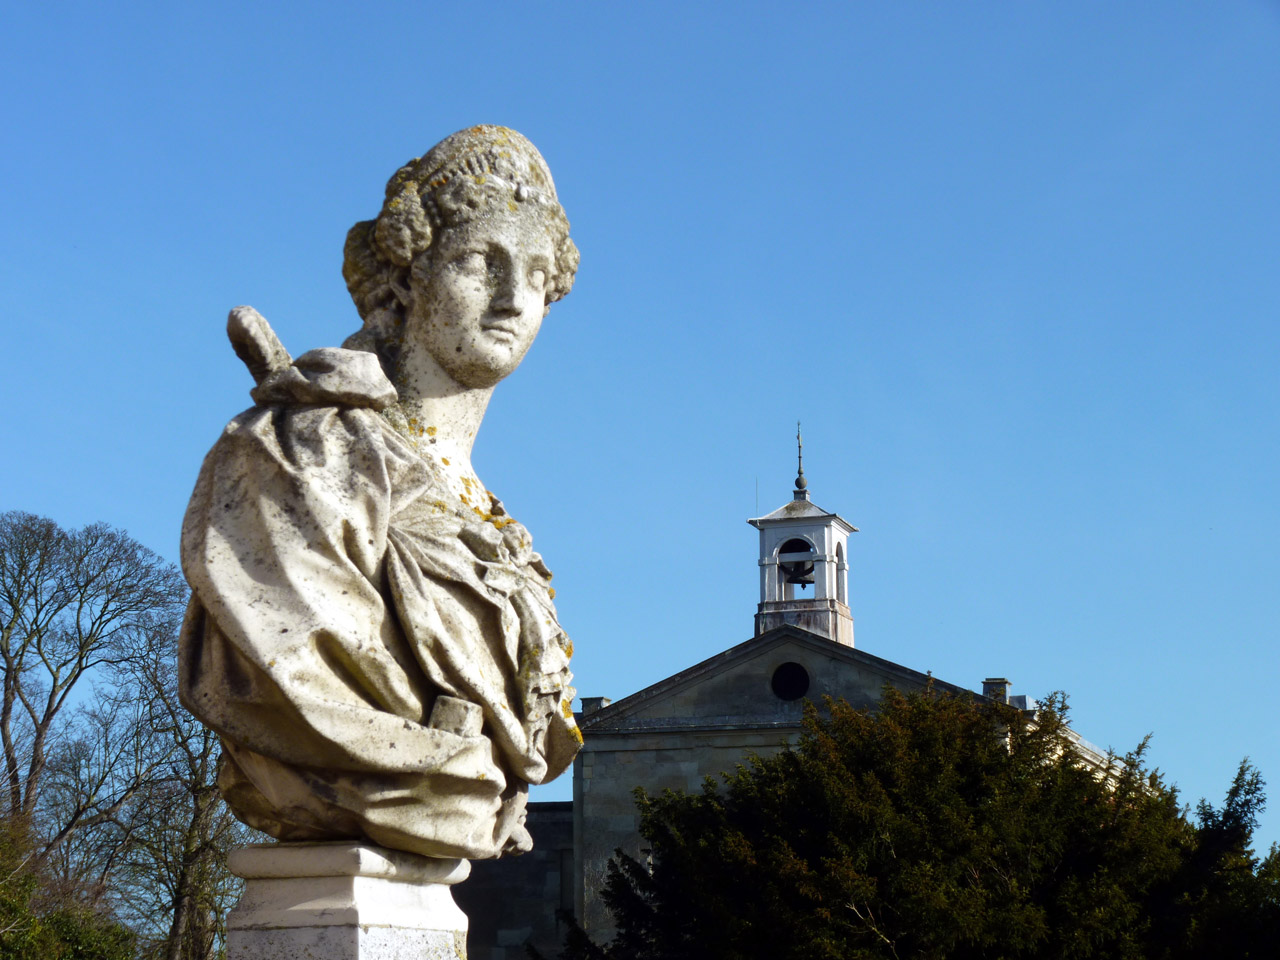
xmin=574 ymin=727 xmax=799 ymax=936
xmin=458 ymin=801 xmax=575 ymax=960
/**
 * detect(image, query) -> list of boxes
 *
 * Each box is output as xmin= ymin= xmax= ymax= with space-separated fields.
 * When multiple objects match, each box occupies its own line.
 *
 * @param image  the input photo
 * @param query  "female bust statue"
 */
xmin=179 ymin=126 xmax=582 ymax=860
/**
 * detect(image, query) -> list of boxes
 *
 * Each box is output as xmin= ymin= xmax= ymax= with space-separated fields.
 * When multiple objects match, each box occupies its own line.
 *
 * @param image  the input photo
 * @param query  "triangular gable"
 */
xmin=581 ymin=626 xmax=972 ymax=735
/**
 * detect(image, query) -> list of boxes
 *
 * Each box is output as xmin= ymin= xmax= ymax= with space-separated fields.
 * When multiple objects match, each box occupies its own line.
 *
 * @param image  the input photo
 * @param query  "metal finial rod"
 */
xmin=795 ymin=421 xmax=808 ymax=494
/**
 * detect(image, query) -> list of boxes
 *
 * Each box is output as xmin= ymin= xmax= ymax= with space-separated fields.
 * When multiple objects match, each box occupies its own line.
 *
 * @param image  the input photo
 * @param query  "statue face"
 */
xmin=402 ymin=206 xmax=556 ymax=390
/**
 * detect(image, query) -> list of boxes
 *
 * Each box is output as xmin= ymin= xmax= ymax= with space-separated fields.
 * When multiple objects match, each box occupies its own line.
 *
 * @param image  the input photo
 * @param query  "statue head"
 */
xmin=342 ymin=126 xmax=579 ymax=385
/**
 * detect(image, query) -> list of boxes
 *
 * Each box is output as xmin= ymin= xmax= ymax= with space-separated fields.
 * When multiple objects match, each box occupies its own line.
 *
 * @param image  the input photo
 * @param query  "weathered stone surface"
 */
xmin=228 ymin=842 xmax=470 ymax=960
xmin=230 ymin=928 xmax=467 ymax=960
xmin=179 ymin=126 xmax=582 ymax=863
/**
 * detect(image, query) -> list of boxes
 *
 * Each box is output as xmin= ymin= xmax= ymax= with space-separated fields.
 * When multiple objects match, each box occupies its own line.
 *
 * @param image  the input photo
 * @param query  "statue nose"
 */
xmin=491 ymin=270 xmax=531 ymax=316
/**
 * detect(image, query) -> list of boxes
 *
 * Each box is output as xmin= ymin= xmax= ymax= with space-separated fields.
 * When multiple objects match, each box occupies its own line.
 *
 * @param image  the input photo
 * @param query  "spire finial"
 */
xmin=794 ymin=421 xmax=809 ymax=500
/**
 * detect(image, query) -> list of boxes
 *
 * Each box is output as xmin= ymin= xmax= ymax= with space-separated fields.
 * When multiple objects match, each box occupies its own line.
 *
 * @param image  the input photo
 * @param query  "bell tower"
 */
xmin=747 ymin=426 xmax=857 ymax=646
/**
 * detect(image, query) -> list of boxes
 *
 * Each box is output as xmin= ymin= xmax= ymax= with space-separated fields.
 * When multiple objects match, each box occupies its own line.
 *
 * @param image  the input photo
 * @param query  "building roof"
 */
xmin=747 ymin=496 xmax=858 ymax=531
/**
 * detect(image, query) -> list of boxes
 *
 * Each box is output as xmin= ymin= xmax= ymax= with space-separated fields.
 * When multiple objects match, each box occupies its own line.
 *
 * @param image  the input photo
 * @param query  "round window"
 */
xmin=771 ymin=662 xmax=811 ymax=701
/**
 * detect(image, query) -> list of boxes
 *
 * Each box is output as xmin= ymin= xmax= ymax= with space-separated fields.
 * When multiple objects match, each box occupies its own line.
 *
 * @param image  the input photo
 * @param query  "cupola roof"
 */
xmin=747 ymin=496 xmax=857 ymax=530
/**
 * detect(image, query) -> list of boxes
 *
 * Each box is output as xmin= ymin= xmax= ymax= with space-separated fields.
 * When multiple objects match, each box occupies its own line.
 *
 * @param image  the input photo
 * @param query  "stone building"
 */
xmin=464 ymin=467 xmax=1080 ymax=959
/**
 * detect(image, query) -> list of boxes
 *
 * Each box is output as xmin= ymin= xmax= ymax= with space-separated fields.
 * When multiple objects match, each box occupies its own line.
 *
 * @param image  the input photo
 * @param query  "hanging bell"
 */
xmin=778 ymin=538 xmax=815 ymax=586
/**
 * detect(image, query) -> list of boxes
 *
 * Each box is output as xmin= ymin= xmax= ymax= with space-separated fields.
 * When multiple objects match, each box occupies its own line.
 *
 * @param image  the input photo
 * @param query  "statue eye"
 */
xmin=452 ymin=251 xmax=486 ymax=274
xmin=528 ymin=268 xmax=547 ymax=290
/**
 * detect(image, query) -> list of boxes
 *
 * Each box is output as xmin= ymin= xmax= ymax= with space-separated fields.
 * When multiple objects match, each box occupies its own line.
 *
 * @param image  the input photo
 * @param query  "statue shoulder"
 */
xmin=249 ymin=348 xmax=396 ymax=410
xmin=183 ymin=381 xmax=401 ymax=595
xmin=188 ymin=339 xmax=404 ymax=545
xmin=224 ymin=304 xmax=397 ymax=410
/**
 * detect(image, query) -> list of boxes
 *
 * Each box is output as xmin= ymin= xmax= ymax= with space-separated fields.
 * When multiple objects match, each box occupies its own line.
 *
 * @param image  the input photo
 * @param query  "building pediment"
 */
xmin=580 ymin=626 xmax=969 ymax=737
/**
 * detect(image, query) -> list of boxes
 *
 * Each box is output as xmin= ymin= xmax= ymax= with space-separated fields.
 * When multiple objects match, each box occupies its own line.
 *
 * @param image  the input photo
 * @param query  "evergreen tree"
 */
xmin=0 ymin=816 xmax=134 ymax=960
xmin=556 ymin=687 xmax=1277 ymax=960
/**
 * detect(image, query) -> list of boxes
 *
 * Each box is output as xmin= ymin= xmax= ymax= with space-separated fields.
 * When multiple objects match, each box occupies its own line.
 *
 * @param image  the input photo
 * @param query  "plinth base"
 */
xmin=227 ymin=842 xmax=471 ymax=960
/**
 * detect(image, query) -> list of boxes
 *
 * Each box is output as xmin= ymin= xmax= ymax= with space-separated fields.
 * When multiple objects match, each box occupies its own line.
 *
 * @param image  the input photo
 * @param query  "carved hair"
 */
xmin=342 ymin=125 xmax=579 ymax=368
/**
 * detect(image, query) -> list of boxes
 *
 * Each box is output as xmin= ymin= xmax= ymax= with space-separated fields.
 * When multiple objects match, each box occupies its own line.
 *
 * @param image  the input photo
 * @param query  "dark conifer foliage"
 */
xmin=552 ymin=687 xmax=1278 ymax=960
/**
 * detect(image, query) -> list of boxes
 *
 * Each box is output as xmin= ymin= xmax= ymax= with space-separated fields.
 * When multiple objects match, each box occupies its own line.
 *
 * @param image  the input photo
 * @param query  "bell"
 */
xmin=781 ymin=559 xmax=815 ymax=586
xmin=778 ymin=538 xmax=815 ymax=586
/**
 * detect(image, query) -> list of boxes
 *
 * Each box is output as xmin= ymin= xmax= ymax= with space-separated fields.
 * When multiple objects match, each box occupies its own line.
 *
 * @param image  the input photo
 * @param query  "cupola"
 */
xmin=747 ymin=427 xmax=857 ymax=645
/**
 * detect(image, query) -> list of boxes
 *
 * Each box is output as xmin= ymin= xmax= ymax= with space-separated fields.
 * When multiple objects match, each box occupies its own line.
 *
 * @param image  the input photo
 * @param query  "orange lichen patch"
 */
xmin=441 ymin=457 xmax=451 ymax=466
xmin=565 ymin=706 xmax=584 ymax=744
xmin=548 ymin=587 xmax=556 ymax=599
xmin=426 ymin=425 xmax=437 ymax=437
xmin=563 ymin=640 xmax=573 ymax=658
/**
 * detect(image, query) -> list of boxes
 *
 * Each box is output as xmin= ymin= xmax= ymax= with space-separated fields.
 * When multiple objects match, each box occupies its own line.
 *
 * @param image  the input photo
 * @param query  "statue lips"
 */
xmin=480 ymin=319 xmax=523 ymax=344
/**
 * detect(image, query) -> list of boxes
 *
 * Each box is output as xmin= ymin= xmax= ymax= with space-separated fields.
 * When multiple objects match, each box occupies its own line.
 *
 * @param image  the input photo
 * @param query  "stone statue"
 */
xmin=179 ymin=126 xmax=582 ymax=863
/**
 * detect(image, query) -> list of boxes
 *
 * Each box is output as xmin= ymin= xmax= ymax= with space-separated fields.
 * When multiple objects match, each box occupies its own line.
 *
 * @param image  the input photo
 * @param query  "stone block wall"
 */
xmin=459 ymin=801 xmax=574 ymax=960
xmin=575 ymin=730 xmax=797 ymax=936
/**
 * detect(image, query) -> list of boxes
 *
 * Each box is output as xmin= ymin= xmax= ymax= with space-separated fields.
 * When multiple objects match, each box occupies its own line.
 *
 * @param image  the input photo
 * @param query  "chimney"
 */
xmin=982 ymin=678 xmax=1010 ymax=703
xmin=580 ymin=696 xmax=612 ymax=717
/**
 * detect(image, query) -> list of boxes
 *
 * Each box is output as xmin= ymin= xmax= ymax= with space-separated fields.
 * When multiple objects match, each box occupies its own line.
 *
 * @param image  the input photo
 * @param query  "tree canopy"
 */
xmin=557 ymin=687 xmax=1278 ymax=960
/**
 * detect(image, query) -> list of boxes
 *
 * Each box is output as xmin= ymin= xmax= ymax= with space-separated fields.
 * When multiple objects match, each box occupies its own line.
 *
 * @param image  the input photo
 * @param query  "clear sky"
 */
xmin=2 ymin=2 xmax=1277 ymax=851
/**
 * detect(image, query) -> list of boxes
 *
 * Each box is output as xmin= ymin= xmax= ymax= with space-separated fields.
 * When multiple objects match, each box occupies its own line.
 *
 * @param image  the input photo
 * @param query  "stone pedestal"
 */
xmin=227 ymin=842 xmax=471 ymax=960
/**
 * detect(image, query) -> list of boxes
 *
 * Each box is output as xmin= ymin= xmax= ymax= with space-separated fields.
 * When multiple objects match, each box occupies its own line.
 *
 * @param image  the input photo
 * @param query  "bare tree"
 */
xmin=108 ymin=609 xmax=248 ymax=960
xmin=113 ymin=737 xmax=246 ymax=960
xmin=0 ymin=511 xmax=185 ymax=861
xmin=0 ymin=512 xmax=249 ymax=956
xmin=37 ymin=666 xmax=177 ymax=910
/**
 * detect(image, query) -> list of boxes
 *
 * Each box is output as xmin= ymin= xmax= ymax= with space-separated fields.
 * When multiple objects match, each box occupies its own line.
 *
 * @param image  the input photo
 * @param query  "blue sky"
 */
xmin=2 ymin=2 xmax=1278 ymax=850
